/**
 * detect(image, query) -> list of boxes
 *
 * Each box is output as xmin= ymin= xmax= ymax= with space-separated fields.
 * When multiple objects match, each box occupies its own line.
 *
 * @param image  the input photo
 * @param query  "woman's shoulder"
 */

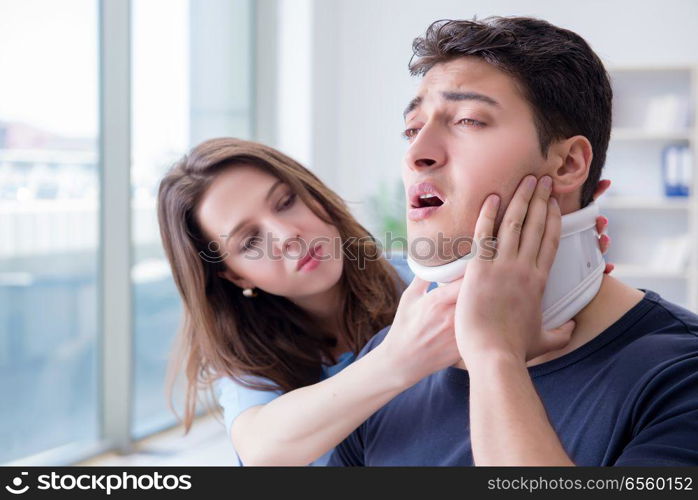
xmin=215 ymin=374 xmax=284 ymax=436
xmin=214 ymin=374 xmax=283 ymax=402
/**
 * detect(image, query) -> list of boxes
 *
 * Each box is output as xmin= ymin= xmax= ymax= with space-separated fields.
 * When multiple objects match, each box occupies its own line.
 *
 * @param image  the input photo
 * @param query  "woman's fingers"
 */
xmin=404 ymin=275 xmax=431 ymax=298
xmin=599 ymin=233 xmax=611 ymax=255
xmin=496 ymin=175 xmax=537 ymax=259
xmin=519 ymin=176 xmax=553 ymax=262
xmin=536 ymin=320 xmax=575 ymax=355
xmin=537 ymin=196 xmax=562 ymax=270
xmin=426 ymin=277 xmax=463 ymax=304
xmin=595 ymin=214 xmax=613 ymax=269
xmin=595 ymin=215 xmax=608 ymax=236
xmin=592 ymin=179 xmax=611 ymax=201
xmin=594 ymin=214 xmax=613 ymax=270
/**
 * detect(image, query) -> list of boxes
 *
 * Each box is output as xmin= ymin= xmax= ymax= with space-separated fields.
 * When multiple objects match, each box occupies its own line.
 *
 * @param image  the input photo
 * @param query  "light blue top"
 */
xmin=214 ymin=351 xmax=357 ymax=466
xmin=213 ymin=254 xmax=421 ymax=466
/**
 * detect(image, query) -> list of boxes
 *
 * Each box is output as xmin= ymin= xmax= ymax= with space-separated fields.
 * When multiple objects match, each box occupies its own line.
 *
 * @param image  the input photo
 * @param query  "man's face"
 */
xmin=402 ymin=56 xmax=551 ymax=266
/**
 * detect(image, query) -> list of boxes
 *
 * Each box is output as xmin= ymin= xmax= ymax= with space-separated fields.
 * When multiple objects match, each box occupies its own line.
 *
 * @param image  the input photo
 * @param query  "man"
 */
xmin=328 ymin=16 xmax=698 ymax=466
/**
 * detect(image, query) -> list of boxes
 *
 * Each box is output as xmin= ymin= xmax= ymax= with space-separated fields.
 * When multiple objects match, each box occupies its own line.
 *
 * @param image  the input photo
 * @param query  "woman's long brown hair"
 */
xmin=158 ymin=137 xmax=405 ymax=432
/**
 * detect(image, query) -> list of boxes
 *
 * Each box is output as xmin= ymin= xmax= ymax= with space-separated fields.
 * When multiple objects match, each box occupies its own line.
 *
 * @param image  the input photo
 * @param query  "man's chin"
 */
xmin=407 ymin=231 xmax=469 ymax=267
xmin=408 ymin=255 xmax=459 ymax=267
xmin=409 ymin=236 xmax=458 ymax=267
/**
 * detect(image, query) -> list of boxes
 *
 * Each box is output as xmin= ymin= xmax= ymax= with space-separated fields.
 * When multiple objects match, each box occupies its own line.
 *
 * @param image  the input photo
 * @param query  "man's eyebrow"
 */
xmin=441 ymin=90 xmax=500 ymax=107
xmin=403 ymin=96 xmax=422 ymax=118
xmin=223 ymin=180 xmax=285 ymax=240
xmin=403 ymin=91 xmax=500 ymax=119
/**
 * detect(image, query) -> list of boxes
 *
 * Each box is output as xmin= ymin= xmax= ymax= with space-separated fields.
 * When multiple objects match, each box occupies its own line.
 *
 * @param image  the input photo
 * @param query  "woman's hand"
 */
xmin=454 ymin=175 xmax=569 ymax=368
xmin=593 ymin=179 xmax=614 ymax=274
xmin=377 ymin=276 xmax=463 ymax=386
xmin=232 ymin=273 xmax=462 ymax=465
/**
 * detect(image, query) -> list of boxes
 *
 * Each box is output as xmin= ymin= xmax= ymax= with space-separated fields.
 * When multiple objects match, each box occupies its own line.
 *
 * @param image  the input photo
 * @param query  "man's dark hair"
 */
xmin=409 ymin=16 xmax=612 ymax=207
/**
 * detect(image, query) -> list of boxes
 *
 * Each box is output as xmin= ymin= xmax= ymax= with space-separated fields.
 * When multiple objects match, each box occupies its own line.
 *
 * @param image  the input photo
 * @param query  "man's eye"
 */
xmin=402 ymin=128 xmax=420 ymax=141
xmin=457 ymin=118 xmax=485 ymax=128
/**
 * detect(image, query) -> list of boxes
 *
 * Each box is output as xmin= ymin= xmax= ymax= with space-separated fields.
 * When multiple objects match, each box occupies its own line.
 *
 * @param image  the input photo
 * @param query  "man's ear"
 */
xmin=549 ymin=135 xmax=593 ymax=201
xmin=217 ymin=268 xmax=254 ymax=290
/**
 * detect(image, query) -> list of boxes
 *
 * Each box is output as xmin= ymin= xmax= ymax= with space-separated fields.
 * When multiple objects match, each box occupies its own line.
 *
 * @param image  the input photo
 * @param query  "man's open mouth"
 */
xmin=412 ymin=193 xmax=444 ymax=209
xmin=409 ymin=182 xmax=446 ymax=208
xmin=408 ymin=183 xmax=446 ymax=221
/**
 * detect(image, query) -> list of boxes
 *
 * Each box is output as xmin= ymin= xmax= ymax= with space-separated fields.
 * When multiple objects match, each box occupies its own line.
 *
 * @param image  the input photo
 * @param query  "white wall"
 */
xmin=292 ymin=0 xmax=698 ymax=230
xmin=277 ymin=0 xmax=313 ymax=166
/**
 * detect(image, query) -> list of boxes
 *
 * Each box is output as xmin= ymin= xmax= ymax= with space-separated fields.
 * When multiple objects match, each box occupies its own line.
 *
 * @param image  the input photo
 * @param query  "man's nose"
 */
xmin=405 ymin=122 xmax=447 ymax=172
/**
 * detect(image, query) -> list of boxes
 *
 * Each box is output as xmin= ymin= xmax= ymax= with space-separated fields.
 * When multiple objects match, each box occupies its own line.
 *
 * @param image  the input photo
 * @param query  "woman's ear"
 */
xmin=549 ymin=135 xmax=593 ymax=199
xmin=217 ymin=268 xmax=254 ymax=290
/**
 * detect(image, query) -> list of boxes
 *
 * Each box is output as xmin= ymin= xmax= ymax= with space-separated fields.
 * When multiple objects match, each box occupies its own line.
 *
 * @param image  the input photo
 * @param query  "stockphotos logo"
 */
xmin=3 ymin=471 xmax=192 ymax=496
xmin=5 ymin=472 xmax=29 ymax=495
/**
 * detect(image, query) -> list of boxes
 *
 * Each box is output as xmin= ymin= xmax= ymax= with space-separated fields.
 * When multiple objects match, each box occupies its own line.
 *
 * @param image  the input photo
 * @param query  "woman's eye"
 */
xmin=457 ymin=118 xmax=485 ymax=128
xmin=402 ymin=128 xmax=420 ymax=141
xmin=279 ymin=193 xmax=297 ymax=210
xmin=241 ymin=234 xmax=261 ymax=252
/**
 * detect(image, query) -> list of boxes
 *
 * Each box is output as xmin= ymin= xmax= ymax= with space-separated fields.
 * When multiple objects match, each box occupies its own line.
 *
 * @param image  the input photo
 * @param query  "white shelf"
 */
xmin=611 ymin=264 xmax=688 ymax=280
xmin=599 ymin=197 xmax=692 ymax=210
xmin=611 ymin=128 xmax=693 ymax=141
xmin=605 ymin=66 xmax=698 ymax=312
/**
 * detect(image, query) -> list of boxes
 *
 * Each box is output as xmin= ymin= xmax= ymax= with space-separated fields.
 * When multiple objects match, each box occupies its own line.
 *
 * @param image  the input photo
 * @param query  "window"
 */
xmin=1 ymin=0 xmax=255 ymax=463
xmin=131 ymin=0 xmax=254 ymax=438
xmin=0 ymin=0 xmax=100 ymax=463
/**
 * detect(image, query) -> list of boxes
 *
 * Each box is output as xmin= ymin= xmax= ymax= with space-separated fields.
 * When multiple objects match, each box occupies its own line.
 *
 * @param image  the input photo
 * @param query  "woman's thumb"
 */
xmin=537 ymin=320 xmax=575 ymax=354
xmin=405 ymin=275 xmax=430 ymax=297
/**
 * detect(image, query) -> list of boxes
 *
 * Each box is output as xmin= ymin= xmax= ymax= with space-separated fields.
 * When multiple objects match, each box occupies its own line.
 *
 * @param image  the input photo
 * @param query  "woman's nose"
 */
xmin=268 ymin=222 xmax=303 ymax=257
xmin=282 ymin=233 xmax=304 ymax=258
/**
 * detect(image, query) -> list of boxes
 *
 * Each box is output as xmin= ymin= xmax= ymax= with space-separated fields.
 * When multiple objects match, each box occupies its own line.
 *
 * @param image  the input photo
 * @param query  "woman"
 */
xmin=157 ymin=137 xmax=611 ymax=466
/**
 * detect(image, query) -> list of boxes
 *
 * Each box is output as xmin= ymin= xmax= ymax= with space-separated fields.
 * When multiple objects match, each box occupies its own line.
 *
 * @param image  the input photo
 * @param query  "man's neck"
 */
xmin=452 ymin=274 xmax=646 ymax=371
xmin=525 ymin=274 xmax=645 ymax=366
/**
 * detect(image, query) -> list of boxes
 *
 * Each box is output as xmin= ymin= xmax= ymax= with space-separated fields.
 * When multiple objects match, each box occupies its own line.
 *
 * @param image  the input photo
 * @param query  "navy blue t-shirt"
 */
xmin=328 ymin=290 xmax=698 ymax=466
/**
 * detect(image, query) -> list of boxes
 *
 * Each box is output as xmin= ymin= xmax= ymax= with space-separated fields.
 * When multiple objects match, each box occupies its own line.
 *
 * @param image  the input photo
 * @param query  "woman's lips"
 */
xmin=297 ymin=244 xmax=322 ymax=271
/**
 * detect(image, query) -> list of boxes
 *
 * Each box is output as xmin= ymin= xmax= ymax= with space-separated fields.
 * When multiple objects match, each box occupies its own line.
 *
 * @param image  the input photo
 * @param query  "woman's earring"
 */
xmin=242 ymin=287 xmax=257 ymax=298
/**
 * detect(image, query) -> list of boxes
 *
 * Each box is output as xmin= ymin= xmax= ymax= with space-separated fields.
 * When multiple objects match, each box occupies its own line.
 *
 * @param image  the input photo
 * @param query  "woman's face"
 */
xmin=196 ymin=165 xmax=344 ymax=300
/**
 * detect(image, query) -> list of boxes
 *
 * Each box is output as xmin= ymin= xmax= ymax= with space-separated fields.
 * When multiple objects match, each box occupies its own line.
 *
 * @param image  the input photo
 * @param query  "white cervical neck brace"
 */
xmin=406 ymin=202 xmax=605 ymax=330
